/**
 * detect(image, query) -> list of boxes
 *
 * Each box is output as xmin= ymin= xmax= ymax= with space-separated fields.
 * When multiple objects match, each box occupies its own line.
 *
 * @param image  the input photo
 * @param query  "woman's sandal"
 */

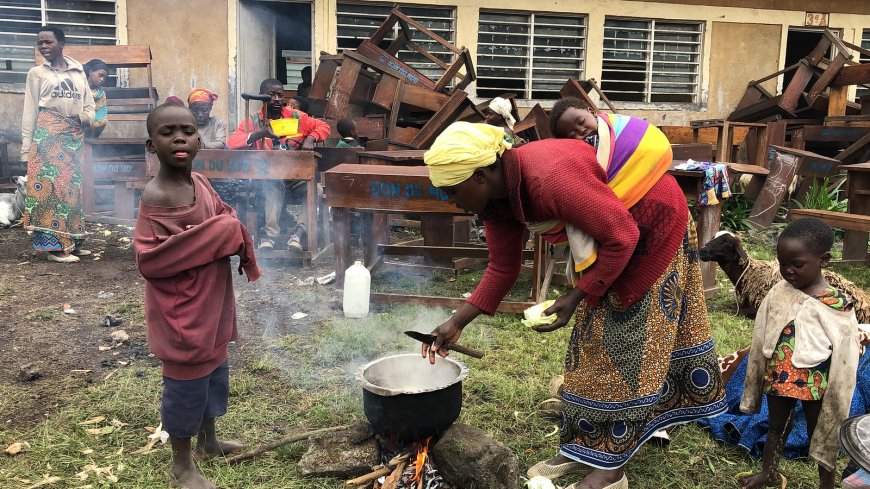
xmin=47 ymin=253 xmax=80 ymax=263
xmin=563 ymin=473 xmax=628 ymax=489
xmin=527 ymin=458 xmax=586 ymax=479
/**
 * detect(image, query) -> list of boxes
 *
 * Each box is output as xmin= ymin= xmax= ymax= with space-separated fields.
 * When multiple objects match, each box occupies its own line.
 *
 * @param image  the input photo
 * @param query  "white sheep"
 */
xmin=0 ymin=176 xmax=26 ymax=228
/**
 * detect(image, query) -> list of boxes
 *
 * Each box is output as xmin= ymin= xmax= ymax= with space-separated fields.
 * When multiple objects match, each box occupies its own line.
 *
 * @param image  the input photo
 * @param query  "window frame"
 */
xmin=601 ymin=16 xmax=704 ymax=108
xmin=0 ymin=0 xmax=118 ymax=92
xmin=476 ymin=9 xmax=587 ymax=102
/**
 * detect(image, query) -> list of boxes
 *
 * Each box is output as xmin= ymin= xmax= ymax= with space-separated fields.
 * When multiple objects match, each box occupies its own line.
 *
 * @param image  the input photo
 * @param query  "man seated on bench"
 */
xmin=227 ymin=78 xmax=329 ymax=251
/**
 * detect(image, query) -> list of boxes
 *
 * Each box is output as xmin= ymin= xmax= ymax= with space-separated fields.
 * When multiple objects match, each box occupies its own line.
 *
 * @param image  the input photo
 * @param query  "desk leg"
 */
xmin=421 ymin=214 xmax=454 ymax=268
xmin=363 ymin=212 xmax=388 ymax=270
xmin=306 ymin=179 xmax=318 ymax=257
xmin=114 ymin=182 xmax=134 ymax=220
xmin=844 ymin=172 xmax=870 ymax=262
xmin=696 ymin=203 xmax=721 ymax=297
xmin=333 ymin=207 xmax=351 ymax=289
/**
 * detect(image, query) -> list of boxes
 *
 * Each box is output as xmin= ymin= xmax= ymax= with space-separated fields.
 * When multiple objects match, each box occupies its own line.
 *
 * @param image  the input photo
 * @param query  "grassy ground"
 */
xmin=1 ymin=233 xmax=868 ymax=488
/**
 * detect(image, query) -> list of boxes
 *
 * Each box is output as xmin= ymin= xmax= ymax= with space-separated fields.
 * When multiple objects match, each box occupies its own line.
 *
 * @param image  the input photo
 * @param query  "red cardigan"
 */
xmin=468 ymin=139 xmax=688 ymax=314
xmin=134 ymin=173 xmax=261 ymax=380
xmin=226 ymin=107 xmax=331 ymax=150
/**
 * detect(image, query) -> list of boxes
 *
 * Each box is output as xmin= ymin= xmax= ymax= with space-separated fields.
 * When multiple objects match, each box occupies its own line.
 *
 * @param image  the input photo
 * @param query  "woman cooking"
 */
xmin=422 ymin=122 xmax=726 ymax=489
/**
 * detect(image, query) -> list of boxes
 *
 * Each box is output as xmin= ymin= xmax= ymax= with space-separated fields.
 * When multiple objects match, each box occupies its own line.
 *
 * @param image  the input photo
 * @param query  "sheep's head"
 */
xmin=13 ymin=176 xmax=26 ymax=196
xmin=699 ymin=230 xmax=748 ymax=264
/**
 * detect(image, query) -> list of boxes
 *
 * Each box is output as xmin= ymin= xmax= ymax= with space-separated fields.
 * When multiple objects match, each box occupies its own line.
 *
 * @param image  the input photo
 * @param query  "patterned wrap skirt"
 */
xmin=22 ymin=109 xmax=86 ymax=253
xmin=560 ymin=224 xmax=727 ymax=469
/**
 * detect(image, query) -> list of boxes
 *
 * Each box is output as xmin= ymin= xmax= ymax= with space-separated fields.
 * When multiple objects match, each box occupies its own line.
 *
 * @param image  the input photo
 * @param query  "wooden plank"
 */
xmin=370 ymin=74 xmax=401 ymax=111
xmin=843 ymin=167 xmax=870 ymax=260
xmin=315 ymin=147 xmax=364 ymax=173
xmin=806 ymin=53 xmax=848 ymax=104
xmin=355 ymin=41 xmax=436 ymax=90
xmin=309 ymin=53 xmax=339 ymax=100
xmin=801 ymin=125 xmax=870 ymax=143
xmin=391 ymin=8 xmax=461 ymax=55
xmin=433 ymin=47 xmax=466 ymax=93
xmin=400 ymin=83 xmax=450 ymax=112
xmin=370 ymin=293 xmax=532 ymax=314
xmin=781 ymin=61 xmax=814 ymax=111
xmin=152 ymin=149 xmax=318 ymax=180
xmin=326 ymin=115 xmax=386 ymax=140
xmin=749 ymin=150 xmax=800 ymax=227
xmin=357 ymin=150 xmax=426 ymax=164
xmin=390 ymin=126 xmax=420 ymax=145
xmin=35 ymin=45 xmax=151 ymax=67
xmin=325 ymin=55 xmax=362 ymax=119
xmin=789 ymin=209 xmax=870 ymax=232
xmin=828 ymin=85 xmax=850 ymax=116
xmin=831 ymin=63 xmax=870 ymax=88
xmin=835 ymin=132 xmax=870 ymax=163
xmin=560 ymin=79 xmax=599 ymax=112
xmin=408 ymin=90 xmax=468 ymax=149
xmin=671 ymin=144 xmax=714 ymax=161
xmin=324 ymin=163 xmax=465 ymax=214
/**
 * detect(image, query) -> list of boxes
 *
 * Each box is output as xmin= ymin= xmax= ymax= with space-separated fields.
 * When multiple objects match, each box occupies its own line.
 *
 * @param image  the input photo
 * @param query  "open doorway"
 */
xmin=782 ymin=27 xmax=840 ymax=88
xmin=236 ymin=0 xmax=312 ymax=122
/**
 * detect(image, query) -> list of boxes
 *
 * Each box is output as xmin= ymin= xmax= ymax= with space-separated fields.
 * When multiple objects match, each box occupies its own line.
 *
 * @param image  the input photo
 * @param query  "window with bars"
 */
xmin=0 ymin=0 xmax=117 ymax=86
xmin=856 ymin=29 xmax=870 ymax=101
xmin=476 ymin=11 xmax=585 ymax=100
xmin=336 ymin=2 xmax=455 ymax=83
xmin=601 ymin=17 xmax=702 ymax=104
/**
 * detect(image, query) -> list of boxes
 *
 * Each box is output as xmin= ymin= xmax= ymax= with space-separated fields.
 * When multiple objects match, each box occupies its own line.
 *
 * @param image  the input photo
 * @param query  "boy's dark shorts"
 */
xmin=161 ymin=361 xmax=229 ymax=438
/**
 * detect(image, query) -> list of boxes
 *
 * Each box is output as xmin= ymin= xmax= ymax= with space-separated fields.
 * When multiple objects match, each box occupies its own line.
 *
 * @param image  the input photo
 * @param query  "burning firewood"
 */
xmin=345 ymin=452 xmax=411 ymax=487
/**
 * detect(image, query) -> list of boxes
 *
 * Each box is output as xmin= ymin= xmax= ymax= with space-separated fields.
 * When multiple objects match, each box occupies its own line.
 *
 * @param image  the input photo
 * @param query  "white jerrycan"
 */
xmin=343 ymin=261 xmax=371 ymax=318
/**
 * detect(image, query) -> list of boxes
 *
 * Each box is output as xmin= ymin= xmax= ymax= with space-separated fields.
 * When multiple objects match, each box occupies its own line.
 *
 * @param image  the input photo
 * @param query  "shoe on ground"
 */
xmin=287 ymin=235 xmax=303 ymax=252
xmin=527 ymin=458 xmax=586 ymax=479
xmin=72 ymin=249 xmax=92 ymax=256
xmin=258 ymin=238 xmax=274 ymax=250
xmin=564 ymin=474 xmax=627 ymax=489
xmin=47 ymin=253 xmax=80 ymax=263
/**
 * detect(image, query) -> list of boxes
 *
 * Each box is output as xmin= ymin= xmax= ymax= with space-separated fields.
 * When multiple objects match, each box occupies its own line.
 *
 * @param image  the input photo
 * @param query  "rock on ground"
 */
xmin=297 ymin=421 xmax=379 ymax=479
xmin=431 ymin=423 xmax=523 ymax=489
xmin=17 ymin=363 xmax=41 ymax=382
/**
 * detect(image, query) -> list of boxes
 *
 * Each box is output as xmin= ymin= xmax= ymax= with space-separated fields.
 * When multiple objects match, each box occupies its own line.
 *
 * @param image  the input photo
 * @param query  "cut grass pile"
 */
xmin=1 ymin=233 xmax=866 ymax=488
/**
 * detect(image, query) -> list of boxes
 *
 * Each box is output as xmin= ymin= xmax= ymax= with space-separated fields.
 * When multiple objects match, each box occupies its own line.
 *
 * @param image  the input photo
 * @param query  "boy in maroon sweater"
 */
xmin=134 ymin=104 xmax=261 ymax=489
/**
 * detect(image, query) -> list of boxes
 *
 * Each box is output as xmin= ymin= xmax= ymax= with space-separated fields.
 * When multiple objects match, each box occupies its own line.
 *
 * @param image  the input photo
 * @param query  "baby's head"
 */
xmin=549 ymin=97 xmax=598 ymax=140
xmin=776 ymin=217 xmax=834 ymax=291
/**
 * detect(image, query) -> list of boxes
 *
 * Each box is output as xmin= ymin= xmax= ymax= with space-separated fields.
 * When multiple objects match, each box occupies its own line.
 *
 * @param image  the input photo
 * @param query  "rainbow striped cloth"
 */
xmin=528 ymin=113 xmax=673 ymax=278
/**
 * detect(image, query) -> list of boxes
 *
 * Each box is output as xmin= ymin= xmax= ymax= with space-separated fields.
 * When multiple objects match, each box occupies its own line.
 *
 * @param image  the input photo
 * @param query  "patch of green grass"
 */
xmin=102 ymin=302 xmax=145 ymax=322
xmin=0 ymin=282 xmax=13 ymax=297
xmin=23 ymin=306 xmax=62 ymax=321
xmin=249 ymin=353 xmax=278 ymax=373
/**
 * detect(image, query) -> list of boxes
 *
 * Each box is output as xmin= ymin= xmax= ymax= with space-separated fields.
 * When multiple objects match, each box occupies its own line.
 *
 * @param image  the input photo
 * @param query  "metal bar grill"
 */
xmin=601 ymin=16 xmax=702 ymax=104
xmin=477 ymin=10 xmax=585 ymax=100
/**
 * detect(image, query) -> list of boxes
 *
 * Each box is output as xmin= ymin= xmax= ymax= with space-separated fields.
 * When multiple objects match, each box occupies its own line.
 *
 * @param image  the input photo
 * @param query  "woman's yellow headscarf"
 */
xmin=424 ymin=122 xmax=512 ymax=187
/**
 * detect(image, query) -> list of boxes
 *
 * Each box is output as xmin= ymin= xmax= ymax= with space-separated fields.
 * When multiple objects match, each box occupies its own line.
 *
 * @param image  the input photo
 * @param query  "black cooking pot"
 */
xmin=357 ymin=354 xmax=468 ymax=442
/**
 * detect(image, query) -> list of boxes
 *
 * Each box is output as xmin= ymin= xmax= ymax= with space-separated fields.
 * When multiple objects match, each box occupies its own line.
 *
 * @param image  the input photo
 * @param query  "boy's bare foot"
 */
xmin=738 ymin=471 xmax=782 ymax=489
xmin=195 ymin=439 xmax=244 ymax=458
xmin=170 ymin=465 xmax=217 ymax=489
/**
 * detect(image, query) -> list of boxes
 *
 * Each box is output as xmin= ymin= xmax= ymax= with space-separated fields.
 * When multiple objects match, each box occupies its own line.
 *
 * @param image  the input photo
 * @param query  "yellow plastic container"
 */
xmin=269 ymin=118 xmax=299 ymax=138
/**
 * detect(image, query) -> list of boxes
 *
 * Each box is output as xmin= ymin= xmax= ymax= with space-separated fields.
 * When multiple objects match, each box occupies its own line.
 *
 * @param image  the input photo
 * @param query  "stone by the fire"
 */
xmin=297 ymin=421 xmax=379 ymax=479
xmin=431 ymin=423 xmax=523 ymax=489
xmin=17 ymin=363 xmax=41 ymax=382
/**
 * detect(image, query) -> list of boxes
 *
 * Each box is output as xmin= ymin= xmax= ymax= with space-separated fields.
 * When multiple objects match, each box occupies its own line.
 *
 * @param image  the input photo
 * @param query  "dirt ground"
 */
xmin=0 ymin=223 xmax=337 ymax=431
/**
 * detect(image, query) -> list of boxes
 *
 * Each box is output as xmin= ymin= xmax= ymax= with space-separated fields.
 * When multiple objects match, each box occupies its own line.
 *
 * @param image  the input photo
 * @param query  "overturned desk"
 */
xmin=147 ymin=149 xmax=322 ymax=263
xmin=325 ymin=163 xmax=545 ymax=313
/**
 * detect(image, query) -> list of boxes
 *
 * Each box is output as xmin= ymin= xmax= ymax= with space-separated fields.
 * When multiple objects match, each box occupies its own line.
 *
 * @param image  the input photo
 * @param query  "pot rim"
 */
xmin=356 ymin=353 xmax=469 ymax=397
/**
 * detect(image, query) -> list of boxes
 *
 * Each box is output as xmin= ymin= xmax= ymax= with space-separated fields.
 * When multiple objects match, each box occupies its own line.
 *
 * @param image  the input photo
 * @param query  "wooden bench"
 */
xmin=81 ymin=138 xmax=149 ymax=225
xmin=325 ymin=163 xmax=545 ymax=313
xmin=146 ymin=149 xmax=323 ymax=264
xmin=36 ymin=45 xmax=158 ymax=121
